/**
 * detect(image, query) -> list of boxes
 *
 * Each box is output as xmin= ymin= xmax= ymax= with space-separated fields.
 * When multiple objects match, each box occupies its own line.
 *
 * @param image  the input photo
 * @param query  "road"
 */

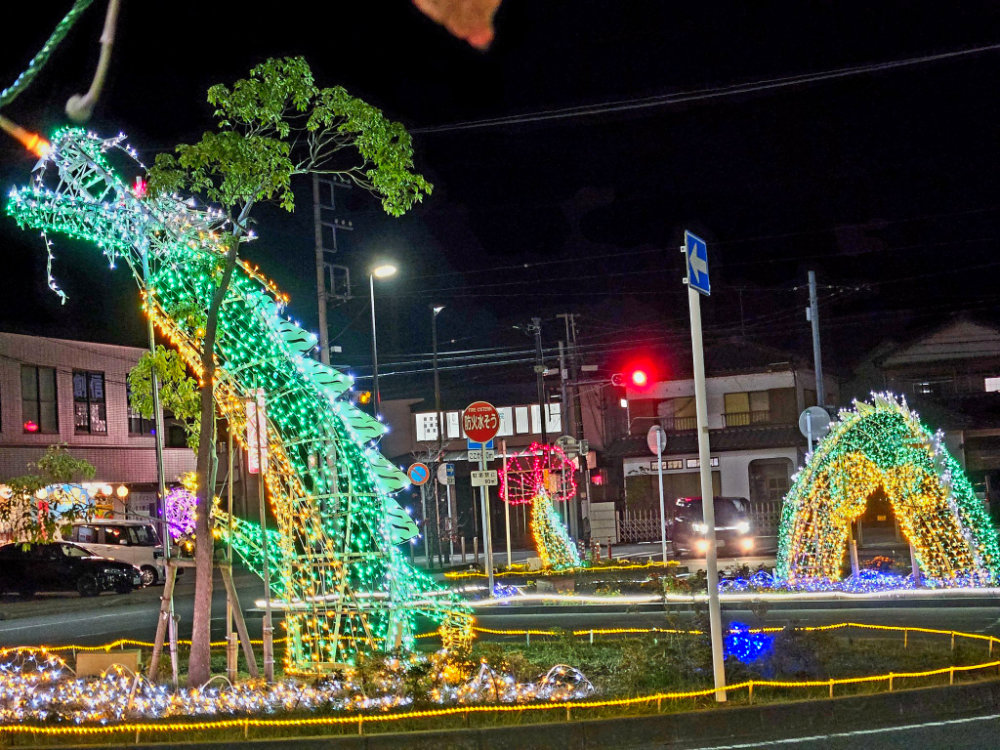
xmin=673 ymin=712 xmax=1000 ymax=750
xmin=3 ymin=568 xmax=1000 ymax=648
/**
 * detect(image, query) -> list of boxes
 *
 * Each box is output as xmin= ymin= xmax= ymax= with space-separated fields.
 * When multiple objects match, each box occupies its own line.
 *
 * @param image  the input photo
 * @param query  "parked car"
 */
xmin=69 ymin=519 xmax=165 ymax=587
xmin=670 ymin=496 xmax=755 ymax=557
xmin=0 ymin=542 xmax=142 ymax=598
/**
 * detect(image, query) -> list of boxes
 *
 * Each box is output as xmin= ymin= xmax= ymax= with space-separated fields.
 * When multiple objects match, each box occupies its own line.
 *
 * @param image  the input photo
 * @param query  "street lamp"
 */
xmin=369 ymin=262 xmax=397 ymax=419
xmin=431 ymin=304 xmax=447 ymax=565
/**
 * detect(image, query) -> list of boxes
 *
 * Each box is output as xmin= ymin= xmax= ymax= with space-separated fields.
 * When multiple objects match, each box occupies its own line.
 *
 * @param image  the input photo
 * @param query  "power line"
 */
xmin=411 ymin=42 xmax=1000 ymax=134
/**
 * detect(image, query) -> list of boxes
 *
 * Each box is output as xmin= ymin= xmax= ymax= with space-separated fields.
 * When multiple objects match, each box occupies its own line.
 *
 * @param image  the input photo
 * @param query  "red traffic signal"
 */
xmin=630 ymin=369 xmax=649 ymax=387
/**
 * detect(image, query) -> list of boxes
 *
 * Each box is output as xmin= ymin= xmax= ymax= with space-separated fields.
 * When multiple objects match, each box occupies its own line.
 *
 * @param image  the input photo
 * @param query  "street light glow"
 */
xmin=372 ymin=263 xmax=397 ymax=279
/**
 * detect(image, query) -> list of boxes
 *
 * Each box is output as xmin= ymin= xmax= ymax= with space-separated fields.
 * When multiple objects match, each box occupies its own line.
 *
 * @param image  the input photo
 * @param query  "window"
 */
xmin=73 ymin=371 xmax=107 ymax=434
xmin=514 ymin=406 xmax=530 ymax=434
xmin=21 ymin=365 xmax=58 ymax=433
xmin=723 ymin=391 xmax=769 ymax=426
xmin=127 ymin=384 xmax=155 ymax=435
xmin=658 ymin=397 xmax=696 ymax=430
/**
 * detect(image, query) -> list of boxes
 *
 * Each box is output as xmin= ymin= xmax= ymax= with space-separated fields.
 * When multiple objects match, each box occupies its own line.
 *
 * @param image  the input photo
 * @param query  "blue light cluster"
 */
xmin=718 ymin=567 xmax=993 ymax=594
xmin=724 ymin=622 xmax=774 ymax=663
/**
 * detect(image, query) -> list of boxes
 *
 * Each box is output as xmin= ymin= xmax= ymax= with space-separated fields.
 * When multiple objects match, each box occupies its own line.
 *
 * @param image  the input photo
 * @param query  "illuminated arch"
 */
xmin=776 ymin=394 xmax=1000 ymax=585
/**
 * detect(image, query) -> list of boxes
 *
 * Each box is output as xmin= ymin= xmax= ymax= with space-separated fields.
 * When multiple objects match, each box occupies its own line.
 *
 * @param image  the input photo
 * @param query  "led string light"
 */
xmin=1 ymin=622 xmax=998 ymax=738
xmin=497 ymin=442 xmax=580 ymax=568
xmin=776 ymin=394 xmax=1000 ymax=586
xmin=5 ymin=128 xmax=473 ymax=674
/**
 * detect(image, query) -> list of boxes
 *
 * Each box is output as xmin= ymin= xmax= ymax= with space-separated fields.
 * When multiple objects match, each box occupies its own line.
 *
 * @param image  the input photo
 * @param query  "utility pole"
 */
xmin=312 ymin=174 xmax=353 ymax=366
xmin=807 ymin=271 xmax=826 ymax=407
xmin=558 ymin=312 xmax=585 ymax=538
xmin=530 ymin=317 xmax=549 ymax=445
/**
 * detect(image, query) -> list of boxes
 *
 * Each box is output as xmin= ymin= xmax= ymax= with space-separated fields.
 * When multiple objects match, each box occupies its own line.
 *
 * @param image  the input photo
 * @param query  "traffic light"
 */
xmin=630 ymin=368 xmax=649 ymax=388
xmin=356 ymin=390 xmax=373 ymax=405
xmin=610 ymin=372 xmax=628 ymax=407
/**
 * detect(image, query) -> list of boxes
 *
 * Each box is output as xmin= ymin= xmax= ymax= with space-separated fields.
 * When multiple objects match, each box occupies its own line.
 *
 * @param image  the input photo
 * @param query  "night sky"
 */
xmin=1 ymin=1 xmax=998 ymax=395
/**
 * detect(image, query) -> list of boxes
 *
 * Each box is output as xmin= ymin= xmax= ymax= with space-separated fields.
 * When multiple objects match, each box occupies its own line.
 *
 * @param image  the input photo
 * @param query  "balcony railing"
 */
xmin=661 ymin=416 xmax=698 ymax=431
xmin=723 ymin=410 xmax=771 ymax=427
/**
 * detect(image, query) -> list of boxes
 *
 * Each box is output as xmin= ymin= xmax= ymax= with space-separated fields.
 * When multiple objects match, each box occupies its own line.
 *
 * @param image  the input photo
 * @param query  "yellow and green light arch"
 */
xmin=776 ymin=394 xmax=1000 ymax=584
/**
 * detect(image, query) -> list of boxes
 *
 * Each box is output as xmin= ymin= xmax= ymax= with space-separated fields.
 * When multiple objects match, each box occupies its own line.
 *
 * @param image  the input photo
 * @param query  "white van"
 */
xmin=69 ymin=519 xmax=166 ymax=587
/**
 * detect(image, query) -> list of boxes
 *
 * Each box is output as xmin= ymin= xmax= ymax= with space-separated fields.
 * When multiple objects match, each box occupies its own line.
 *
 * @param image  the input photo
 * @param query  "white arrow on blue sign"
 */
xmin=684 ymin=230 xmax=710 ymax=296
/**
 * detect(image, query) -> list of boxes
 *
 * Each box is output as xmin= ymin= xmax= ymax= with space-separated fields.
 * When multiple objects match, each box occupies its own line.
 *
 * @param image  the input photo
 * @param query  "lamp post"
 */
xmin=369 ymin=263 xmax=397 ymax=418
xmin=431 ymin=304 xmax=446 ymax=564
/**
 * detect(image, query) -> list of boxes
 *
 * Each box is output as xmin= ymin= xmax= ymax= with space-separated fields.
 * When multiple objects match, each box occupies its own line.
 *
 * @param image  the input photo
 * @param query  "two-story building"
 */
xmin=601 ymin=341 xmax=837 ymax=542
xmin=0 ymin=331 xmax=197 ymax=519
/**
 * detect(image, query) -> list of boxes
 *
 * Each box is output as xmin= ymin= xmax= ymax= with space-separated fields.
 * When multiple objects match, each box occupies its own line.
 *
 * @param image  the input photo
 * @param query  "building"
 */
xmin=848 ymin=317 xmax=1000 ymax=515
xmin=0 ymin=331 xmax=197 ymax=518
xmin=602 ymin=341 xmax=837 ymax=542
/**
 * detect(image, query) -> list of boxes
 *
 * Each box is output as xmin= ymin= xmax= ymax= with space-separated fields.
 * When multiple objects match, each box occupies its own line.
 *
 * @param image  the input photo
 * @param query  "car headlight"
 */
xmin=737 ymin=520 xmax=750 ymax=534
xmin=692 ymin=522 xmax=708 ymax=534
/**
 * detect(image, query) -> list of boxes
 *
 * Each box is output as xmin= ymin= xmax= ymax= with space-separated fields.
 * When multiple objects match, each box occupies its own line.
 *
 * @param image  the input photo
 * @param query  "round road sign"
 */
xmin=647 ymin=425 xmax=667 ymax=456
xmin=407 ymin=462 xmax=431 ymax=485
xmin=462 ymin=401 xmax=501 ymax=444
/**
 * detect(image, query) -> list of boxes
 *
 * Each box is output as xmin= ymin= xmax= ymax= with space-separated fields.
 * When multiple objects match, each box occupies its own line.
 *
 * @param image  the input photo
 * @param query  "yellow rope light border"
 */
xmin=7 ymin=622 xmax=999 ymax=738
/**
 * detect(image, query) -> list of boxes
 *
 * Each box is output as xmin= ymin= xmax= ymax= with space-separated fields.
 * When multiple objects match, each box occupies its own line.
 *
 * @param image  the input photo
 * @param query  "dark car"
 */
xmin=0 ymin=542 xmax=142 ymax=598
xmin=670 ymin=496 xmax=755 ymax=557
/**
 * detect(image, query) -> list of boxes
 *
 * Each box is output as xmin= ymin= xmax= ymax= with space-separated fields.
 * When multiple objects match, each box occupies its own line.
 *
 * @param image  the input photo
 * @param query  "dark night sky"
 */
xmin=1 ymin=1 xmax=998 ymax=394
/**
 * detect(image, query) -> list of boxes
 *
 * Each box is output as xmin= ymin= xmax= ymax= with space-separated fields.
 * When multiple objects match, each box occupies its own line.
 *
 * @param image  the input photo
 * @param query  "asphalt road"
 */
xmin=3 ymin=571 xmax=1000 ymax=649
xmin=673 ymin=712 xmax=1000 ymax=750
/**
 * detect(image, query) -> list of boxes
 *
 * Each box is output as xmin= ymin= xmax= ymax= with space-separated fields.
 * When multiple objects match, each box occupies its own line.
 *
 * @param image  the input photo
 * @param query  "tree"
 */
xmin=146 ymin=56 xmax=432 ymax=686
xmin=128 ymin=345 xmax=201 ymax=450
xmin=0 ymin=444 xmax=96 ymax=543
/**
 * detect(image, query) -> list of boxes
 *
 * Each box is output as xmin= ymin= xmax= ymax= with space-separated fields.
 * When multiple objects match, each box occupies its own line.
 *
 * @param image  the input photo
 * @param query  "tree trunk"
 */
xmin=187 ymin=225 xmax=245 ymax=687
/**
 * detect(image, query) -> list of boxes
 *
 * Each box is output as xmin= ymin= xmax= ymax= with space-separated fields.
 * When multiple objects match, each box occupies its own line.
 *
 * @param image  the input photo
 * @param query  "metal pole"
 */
xmin=254 ymin=389 xmax=274 ymax=682
xmin=313 ymin=174 xmax=330 ymax=366
xmin=688 ymin=284 xmax=727 ymax=702
xmin=502 ymin=439 xmax=512 ymax=567
xmin=446 ymin=480 xmax=454 ymax=560
xmin=369 ymin=273 xmax=381 ymax=418
xmin=420 ymin=482 xmax=430 ymax=566
xmin=656 ymin=429 xmax=668 ymax=564
xmin=141 ymin=248 xmax=178 ymax=687
xmin=808 ymin=271 xmax=825 ymax=407
xmin=531 ymin=317 xmax=548 ymax=445
xmin=420 ymin=480 xmax=430 ymax=564
xmin=226 ymin=429 xmax=237 ymax=682
xmin=479 ymin=452 xmax=495 ymax=594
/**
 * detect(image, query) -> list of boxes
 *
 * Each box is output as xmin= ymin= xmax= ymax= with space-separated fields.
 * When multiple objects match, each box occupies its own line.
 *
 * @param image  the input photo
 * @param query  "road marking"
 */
xmin=0 ymin=610 xmax=134 ymax=633
xmin=684 ymin=712 xmax=1000 ymax=749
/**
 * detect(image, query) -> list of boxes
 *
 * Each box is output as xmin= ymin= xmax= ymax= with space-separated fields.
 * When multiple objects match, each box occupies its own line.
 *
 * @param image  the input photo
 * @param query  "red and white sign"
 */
xmin=462 ymin=401 xmax=500 ymax=444
xmin=246 ymin=389 xmax=269 ymax=475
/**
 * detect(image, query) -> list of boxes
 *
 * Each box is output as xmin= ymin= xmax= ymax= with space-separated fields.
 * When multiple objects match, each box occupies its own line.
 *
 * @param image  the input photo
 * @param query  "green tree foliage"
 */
xmin=145 ymin=56 xmax=432 ymax=686
xmin=128 ymin=345 xmax=200 ymax=450
xmin=0 ymin=444 xmax=96 ymax=542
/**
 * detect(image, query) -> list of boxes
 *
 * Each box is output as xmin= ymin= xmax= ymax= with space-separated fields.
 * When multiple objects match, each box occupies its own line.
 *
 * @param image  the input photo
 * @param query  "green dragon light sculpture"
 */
xmin=6 ymin=128 xmax=473 ymax=674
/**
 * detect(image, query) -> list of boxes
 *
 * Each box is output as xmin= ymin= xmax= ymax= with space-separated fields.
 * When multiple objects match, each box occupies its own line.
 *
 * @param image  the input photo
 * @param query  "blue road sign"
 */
xmin=445 ymin=463 xmax=455 ymax=478
xmin=684 ymin=230 xmax=710 ymax=296
xmin=466 ymin=439 xmax=495 ymax=452
xmin=407 ymin=462 xmax=430 ymax=485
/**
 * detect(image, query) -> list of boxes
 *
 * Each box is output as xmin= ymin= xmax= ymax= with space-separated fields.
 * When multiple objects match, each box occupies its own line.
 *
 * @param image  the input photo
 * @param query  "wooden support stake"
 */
xmin=148 ymin=564 xmax=178 ymax=684
xmin=220 ymin=564 xmax=261 ymax=679
xmin=828 ymin=679 xmax=833 ymax=699
xmin=748 ymin=681 xmax=753 ymax=704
